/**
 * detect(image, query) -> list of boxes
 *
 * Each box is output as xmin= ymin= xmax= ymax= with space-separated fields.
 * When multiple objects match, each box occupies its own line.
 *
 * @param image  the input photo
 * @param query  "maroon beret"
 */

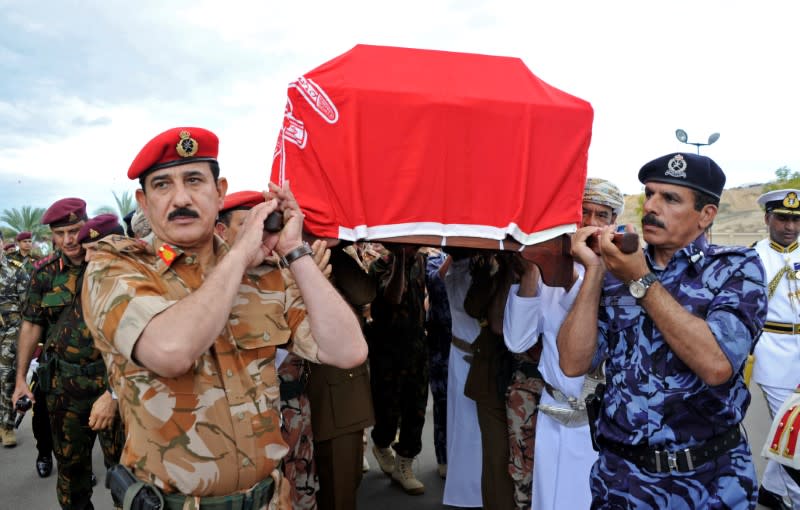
xmin=128 ymin=127 xmax=219 ymax=180
xmin=77 ymin=214 xmax=125 ymax=244
xmin=41 ymin=198 xmax=88 ymax=227
xmin=4 ymin=242 xmax=15 ymax=251
xmin=220 ymin=190 xmax=264 ymax=215
xmin=16 ymin=231 xmax=32 ymax=241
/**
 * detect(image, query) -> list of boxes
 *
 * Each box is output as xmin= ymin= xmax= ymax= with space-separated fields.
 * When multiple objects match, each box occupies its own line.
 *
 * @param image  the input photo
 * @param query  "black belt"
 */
xmin=516 ymin=360 xmax=542 ymax=380
xmin=599 ymin=427 xmax=742 ymax=473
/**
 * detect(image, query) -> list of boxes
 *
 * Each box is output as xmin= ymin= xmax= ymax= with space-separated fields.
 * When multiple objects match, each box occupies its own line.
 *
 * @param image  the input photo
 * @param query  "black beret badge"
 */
xmin=176 ymin=130 xmax=199 ymax=158
xmin=665 ymin=154 xmax=687 ymax=179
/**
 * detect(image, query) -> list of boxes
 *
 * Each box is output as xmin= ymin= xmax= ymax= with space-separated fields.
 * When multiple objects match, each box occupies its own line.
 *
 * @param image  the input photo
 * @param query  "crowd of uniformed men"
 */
xmin=0 ymin=126 xmax=798 ymax=510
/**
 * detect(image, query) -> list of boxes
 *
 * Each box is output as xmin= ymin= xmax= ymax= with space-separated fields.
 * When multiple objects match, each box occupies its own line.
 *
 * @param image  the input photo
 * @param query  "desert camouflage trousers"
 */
xmin=46 ymin=372 xmax=124 ymax=510
xmin=280 ymin=355 xmax=318 ymax=510
xmin=0 ymin=318 xmax=20 ymax=429
xmin=505 ymin=369 xmax=544 ymax=510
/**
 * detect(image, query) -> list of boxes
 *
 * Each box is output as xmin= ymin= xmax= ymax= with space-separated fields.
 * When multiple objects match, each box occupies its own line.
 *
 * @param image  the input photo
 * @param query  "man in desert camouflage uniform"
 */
xmin=81 ymin=127 xmax=366 ymax=509
xmin=217 ymin=190 xmax=320 ymax=510
xmin=0 ymin=231 xmax=29 ymax=447
xmin=12 ymin=199 xmax=124 ymax=510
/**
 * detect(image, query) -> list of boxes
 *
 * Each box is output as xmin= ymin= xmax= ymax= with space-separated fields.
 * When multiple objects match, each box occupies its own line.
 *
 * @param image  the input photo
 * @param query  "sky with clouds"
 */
xmin=1 ymin=0 xmax=798 ymax=217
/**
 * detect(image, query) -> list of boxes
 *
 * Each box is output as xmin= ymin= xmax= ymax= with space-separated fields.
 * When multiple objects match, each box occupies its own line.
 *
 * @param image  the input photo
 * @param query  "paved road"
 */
xmin=0 ymin=388 xmax=776 ymax=509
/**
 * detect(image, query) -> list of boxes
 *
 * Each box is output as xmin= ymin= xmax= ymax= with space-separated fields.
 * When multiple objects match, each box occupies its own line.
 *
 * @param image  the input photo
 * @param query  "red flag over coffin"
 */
xmin=271 ymin=44 xmax=593 ymax=246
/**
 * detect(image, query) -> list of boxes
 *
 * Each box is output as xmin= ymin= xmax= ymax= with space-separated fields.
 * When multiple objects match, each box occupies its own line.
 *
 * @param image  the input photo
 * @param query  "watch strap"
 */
xmin=280 ymin=242 xmax=313 ymax=268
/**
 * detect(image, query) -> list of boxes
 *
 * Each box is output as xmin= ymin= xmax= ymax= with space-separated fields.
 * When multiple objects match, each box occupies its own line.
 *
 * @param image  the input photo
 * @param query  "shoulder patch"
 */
xmin=8 ymin=259 xmax=23 ymax=268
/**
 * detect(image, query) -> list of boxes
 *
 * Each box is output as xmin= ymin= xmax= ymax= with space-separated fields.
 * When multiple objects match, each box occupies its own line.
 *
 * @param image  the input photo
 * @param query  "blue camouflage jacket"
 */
xmin=593 ymin=234 xmax=767 ymax=449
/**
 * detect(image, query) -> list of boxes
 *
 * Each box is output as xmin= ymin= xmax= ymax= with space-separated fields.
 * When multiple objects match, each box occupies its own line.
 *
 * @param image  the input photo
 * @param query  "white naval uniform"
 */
xmin=503 ymin=264 xmax=597 ymax=510
xmin=442 ymin=258 xmax=483 ymax=507
xmin=753 ymin=238 xmax=800 ymax=506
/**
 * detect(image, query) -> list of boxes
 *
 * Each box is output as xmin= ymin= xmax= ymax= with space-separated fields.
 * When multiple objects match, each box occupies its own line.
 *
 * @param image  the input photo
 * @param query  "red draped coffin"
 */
xmin=271 ymin=44 xmax=593 ymax=247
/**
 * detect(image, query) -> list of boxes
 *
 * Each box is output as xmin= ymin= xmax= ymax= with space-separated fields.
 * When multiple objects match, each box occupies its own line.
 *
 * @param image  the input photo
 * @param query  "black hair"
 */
xmin=692 ymin=189 xmax=719 ymax=211
xmin=139 ymin=160 xmax=220 ymax=192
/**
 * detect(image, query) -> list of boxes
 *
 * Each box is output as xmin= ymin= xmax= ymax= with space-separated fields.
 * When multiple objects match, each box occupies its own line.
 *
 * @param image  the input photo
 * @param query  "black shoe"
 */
xmin=757 ymin=485 xmax=791 ymax=510
xmin=36 ymin=455 xmax=53 ymax=478
xmin=91 ymin=472 xmax=97 ymax=487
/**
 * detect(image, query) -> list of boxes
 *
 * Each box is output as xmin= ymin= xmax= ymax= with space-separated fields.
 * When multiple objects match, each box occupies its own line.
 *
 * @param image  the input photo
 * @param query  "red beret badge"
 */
xmin=176 ymin=130 xmax=199 ymax=158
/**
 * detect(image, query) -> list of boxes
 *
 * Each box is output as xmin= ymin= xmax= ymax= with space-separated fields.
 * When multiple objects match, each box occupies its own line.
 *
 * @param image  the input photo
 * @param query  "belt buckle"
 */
xmin=667 ymin=452 xmax=678 ymax=472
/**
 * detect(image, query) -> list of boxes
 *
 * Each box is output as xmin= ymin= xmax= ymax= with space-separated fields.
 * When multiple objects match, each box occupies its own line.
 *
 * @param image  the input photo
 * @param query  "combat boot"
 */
xmin=372 ymin=444 xmax=395 ymax=475
xmin=391 ymin=455 xmax=424 ymax=495
xmin=2 ymin=427 xmax=16 ymax=447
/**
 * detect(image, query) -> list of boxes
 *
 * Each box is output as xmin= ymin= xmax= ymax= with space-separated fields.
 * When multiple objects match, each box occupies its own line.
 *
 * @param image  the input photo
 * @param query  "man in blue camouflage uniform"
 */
xmin=558 ymin=152 xmax=767 ymax=509
xmin=424 ymin=248 xmax=451 ymax=478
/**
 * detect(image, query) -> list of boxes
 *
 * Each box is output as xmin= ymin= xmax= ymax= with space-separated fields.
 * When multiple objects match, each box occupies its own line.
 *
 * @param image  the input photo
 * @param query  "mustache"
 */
xmin=168 ymin=208 xmax=200 ymax=221
xmin=641 ymin=214 xmax=665 ymax=229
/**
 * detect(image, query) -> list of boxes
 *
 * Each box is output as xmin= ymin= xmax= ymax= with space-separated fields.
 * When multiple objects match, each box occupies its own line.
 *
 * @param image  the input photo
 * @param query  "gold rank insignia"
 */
xmin=89 ymin=229 xmax=99 ymax=239
xmin=176 ymin=130 xmax=199 ymax=158
xmin=158 ymin=244 xmax=177 ymax=266
xmin=783 ymin=192 xmax=799 ymax=210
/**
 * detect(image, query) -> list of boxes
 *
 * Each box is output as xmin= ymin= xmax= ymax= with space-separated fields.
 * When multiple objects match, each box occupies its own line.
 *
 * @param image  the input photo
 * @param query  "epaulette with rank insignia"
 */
xmin=8 ymin=258 xmax=23 ymax=268
xmin=707 ymin=244 xmax=748 ymax=257
xmin=33 ymin=252 xmax=59 ymax=271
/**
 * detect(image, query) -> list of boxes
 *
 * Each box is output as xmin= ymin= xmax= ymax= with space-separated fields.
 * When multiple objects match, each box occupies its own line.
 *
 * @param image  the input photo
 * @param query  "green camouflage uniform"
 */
xmin=22 ymin=252 xmax=123 ymax=510
xmin=0 ymin=252 xmax=29 ymax=430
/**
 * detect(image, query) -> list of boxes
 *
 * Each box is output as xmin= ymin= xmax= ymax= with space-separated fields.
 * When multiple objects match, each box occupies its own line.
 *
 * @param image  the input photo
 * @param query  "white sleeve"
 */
xmin=503 ymin=282 xmax=544 ymax=353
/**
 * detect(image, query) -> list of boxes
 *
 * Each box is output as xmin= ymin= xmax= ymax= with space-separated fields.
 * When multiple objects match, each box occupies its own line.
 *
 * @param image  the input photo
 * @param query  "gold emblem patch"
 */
xmin=176 ymin=130 xmax=199 ymax=158
xmin=89 ymin=229 xmax=99 ymax=239
xmin=783 ymin=192 xmax=799 ymax=209
xmin=68 ymin=212 xmax=78 ymax=222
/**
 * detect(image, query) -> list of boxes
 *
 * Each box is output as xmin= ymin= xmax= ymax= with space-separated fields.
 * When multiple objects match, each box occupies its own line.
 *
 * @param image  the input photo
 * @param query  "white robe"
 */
xmin=503 ymin=265 xmax=597 ymax=510
xmin=442 ymin=258 xmax=483 ymax=507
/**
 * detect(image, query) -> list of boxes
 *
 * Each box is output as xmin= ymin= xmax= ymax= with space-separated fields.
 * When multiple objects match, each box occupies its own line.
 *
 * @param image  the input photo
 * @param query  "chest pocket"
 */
xmin=229 ymin=270 xmax=292 ymax=350
xmin=41 ymin=289 xmax=74 ymax=309
xmin=601 ymin=298 xmax=641 ymax=371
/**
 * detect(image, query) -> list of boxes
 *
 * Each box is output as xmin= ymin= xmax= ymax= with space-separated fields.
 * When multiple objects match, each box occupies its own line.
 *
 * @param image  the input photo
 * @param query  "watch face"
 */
xmin=629 ymin=280 xmax=646 ymax=299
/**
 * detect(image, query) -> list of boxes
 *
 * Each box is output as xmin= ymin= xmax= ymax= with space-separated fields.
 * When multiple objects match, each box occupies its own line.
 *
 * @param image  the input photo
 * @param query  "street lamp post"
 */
xmin=675 ymin=129 xmax=720 ymax=154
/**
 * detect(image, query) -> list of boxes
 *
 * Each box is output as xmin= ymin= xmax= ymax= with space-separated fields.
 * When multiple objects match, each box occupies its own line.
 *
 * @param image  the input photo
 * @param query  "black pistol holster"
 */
xmin=106 ymin=464 xmax=164 ymax=510
xmin=585 ymin=382 xmax=606 ymax=452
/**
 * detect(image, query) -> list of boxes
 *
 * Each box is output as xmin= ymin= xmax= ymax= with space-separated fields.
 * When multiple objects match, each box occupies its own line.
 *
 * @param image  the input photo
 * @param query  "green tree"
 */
xmin=0 ymin=206 xmax=48 ymax=239
xmin=763 ymin=166 xmax=800 ymax=192
xmin=93 ymin=190 xmax=136 ymax=219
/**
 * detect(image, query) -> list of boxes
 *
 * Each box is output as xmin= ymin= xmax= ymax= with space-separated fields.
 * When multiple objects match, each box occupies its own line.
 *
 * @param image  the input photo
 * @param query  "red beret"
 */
xmin=220 ymin=191 xmax=264 ymax=215
xmin=128 ymin=127 xmax=219 ymax=180
xmin=42 ymin=198 xmax=88 ymax=227
xmin=77 ymin=214 xmax=125 ymax=244
xmin=4 ymin=242 xmax=15 ymax=251
xmin=16 ymin=231 xmax=32 ymax=241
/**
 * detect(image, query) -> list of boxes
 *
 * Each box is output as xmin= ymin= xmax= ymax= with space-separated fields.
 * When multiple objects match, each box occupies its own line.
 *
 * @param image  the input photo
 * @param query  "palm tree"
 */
xmin=0 ymin=206 xmax=48 ymax=239
xmin=93 ymin=190 xmax=137 ymax=219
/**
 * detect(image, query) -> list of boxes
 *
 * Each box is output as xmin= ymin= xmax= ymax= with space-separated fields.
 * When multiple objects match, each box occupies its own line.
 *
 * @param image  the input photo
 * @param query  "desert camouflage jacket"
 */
xmin=81 ymin=233 xmax=319 ymax=497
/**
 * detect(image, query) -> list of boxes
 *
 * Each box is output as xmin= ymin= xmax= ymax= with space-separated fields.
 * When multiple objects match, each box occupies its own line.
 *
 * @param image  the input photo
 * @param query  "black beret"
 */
xmin=638 ymin=153 xmax=726 ymax=200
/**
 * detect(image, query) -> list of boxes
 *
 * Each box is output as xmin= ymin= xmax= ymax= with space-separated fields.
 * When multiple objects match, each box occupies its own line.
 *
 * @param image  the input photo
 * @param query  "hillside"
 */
xmin=617 ymin=184 xmax=768 ymax=247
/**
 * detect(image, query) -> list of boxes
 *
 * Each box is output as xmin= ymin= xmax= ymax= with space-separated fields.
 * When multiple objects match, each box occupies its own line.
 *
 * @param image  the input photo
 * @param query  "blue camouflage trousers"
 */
xmin=590 ymin=439 xmax=757 ymax=509
xmin=426 ymin=321 xmax=450 ymax=465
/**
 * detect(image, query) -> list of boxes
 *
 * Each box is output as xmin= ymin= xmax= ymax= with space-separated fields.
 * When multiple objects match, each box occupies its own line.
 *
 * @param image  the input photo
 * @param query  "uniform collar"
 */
xmin=769 ymin=240 xmax=798 ymax=254
xmin=645 ymin=233 xmax=709 ymax=271
xmin=147 ymin=233 xmax=228 ymax=274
